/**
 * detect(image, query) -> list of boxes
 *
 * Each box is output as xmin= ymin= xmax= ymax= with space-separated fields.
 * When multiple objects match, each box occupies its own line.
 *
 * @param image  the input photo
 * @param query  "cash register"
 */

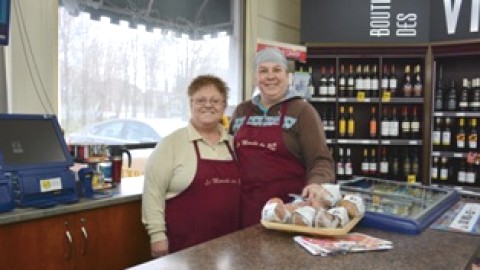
xmin=0 ymin=114 xmax=78 ymax=209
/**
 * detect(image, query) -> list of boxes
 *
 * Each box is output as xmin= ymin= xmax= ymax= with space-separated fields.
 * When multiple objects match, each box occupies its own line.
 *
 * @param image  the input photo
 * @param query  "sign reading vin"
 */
xmin=370 ymin=0 xmax=417 ymax=38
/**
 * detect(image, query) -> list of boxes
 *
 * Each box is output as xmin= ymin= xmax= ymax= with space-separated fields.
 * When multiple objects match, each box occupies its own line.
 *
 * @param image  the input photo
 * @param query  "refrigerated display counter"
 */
xmin=339 ymin=177 xmax=461 ymax=234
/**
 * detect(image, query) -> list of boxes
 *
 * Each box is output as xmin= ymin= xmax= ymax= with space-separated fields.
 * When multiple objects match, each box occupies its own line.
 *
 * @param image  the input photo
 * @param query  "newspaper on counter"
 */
xmin=294 ymin=232 xmax=393 ymax=256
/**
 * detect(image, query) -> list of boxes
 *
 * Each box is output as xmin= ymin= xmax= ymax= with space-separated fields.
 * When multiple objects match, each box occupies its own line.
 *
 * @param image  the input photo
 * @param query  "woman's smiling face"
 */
xmin=256 ymin=61 xmax=289 ymax=106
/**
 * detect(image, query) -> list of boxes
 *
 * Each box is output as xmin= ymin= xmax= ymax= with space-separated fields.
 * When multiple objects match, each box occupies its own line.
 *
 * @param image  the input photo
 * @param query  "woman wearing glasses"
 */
xmin=230 ymin=47 xmax=335 ymax=228
xmin=142 ymin=75 xmax=241 ymax=257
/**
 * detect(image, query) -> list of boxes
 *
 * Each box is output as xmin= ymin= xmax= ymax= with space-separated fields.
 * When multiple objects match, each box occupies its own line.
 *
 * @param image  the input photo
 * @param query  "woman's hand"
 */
xmin=151 ymin=240 xmax=169 ymax=258
xmin=301 ymin=183 xmax=323 ymax=202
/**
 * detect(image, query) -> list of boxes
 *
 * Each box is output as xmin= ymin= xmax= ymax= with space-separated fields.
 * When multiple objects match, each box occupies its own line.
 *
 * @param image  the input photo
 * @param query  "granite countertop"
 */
xmin=130 ymin=224 xmax=480 ymax=270
xmin=0 ymin=177 xmax=144 ymax=226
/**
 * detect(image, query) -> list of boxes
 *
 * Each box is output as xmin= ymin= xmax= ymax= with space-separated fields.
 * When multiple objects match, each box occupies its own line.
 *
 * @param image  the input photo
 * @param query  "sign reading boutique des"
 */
xmin=301 ymin=0 xmax=480 ymax=43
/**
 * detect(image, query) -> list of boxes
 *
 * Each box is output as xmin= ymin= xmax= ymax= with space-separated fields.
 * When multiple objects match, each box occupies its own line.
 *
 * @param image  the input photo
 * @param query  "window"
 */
xmin=58 ymin=1 xmax=243 ymax=176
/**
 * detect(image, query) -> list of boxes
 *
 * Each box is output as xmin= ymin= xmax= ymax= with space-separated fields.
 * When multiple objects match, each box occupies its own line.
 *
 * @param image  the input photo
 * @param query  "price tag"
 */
xmin=407 ymin=175 xmax=416 ymax=184
xmin=357 ymin=91 xmax=365 ymax=101
xmin=382 ymin=92 xmax=391 ymax=102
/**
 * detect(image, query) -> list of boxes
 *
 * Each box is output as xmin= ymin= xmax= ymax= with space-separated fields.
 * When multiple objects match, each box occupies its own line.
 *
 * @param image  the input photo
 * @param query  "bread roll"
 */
xmin=328 ymin=206 xmax=350 ymax=227
xmin=313 ymin=208 xmax=339 ymax=228
xmin=291 ymin=206 xmax=316 ymax=227
xmin=311 ymin=183 xmax=342 ymax=208
xmin=339 ymin=194 xmax=365 ymax=218
xmin=261 ymin=198 xmax=289 ymax=223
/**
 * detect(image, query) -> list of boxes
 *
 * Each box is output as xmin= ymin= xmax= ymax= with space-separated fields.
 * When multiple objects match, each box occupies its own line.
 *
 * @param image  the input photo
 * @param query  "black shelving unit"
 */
xmin=305 ymin=46 xmax=428 ymax=184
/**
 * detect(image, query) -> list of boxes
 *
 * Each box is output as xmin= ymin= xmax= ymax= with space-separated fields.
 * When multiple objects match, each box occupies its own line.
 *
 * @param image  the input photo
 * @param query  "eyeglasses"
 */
xmin=191 ymin=97 xmax=225 ymax=106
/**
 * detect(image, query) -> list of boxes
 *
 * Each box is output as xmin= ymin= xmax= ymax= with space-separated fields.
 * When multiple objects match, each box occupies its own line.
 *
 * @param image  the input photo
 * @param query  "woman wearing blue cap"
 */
xmin=229 ymin=47 xmax=335 ymax=228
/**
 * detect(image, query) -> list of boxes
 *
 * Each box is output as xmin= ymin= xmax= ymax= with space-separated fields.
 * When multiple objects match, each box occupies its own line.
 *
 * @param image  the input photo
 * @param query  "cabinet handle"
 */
xmin=80 ymin=218 xmax=88 ymax=255
xmin=64 ymin=230 xmax=73 ymax=260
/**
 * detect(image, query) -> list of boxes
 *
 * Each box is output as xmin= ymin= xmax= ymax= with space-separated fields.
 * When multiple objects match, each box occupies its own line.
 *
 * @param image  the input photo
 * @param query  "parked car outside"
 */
xmin=67 ymin=118 xmax=187 ymax=145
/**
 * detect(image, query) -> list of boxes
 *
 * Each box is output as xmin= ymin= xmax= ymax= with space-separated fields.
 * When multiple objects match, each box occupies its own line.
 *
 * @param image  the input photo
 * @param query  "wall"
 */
xmin=5 ymin=0 xmax=58 ymax=114
xmin=244 ymin=0 xmax=301 ymax=99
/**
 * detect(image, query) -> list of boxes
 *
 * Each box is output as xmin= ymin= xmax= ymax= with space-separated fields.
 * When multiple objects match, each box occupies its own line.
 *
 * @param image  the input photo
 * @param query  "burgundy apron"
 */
xmin=234 ymin=102 xmax=306 ymax=228
xmin=165 ymin=140 xmax=241 ymax=253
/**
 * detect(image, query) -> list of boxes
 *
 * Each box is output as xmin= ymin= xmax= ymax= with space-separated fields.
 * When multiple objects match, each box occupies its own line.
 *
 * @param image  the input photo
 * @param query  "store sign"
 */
xmin=301 ymin=0 xmax=480 ymax=43
xmin=430 ymin=0 xmax=480 ymax=41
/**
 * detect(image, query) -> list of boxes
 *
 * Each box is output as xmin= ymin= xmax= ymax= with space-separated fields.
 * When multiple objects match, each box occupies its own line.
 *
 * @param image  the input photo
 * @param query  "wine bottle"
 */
xmin=442 ymin=117 xmax=452 ymax=149
xmin=338 ymin=64 xmax=346 ymax=97
xmin=379 ymin=147 xmax=389 ymax=178
xmin=403 ymin=149 xmax=411 ymax=181
xmin=307 ymin=67 xmax=315 ymax=97
xmin=391 ymin=148 xmax=400 ymax=177
xmin=381 ymin=107 xmax=390 ymax=138
xmin=337 ymin=147 xmax=345 ymax=177
xmin=432 ymin=117 xmax=443 ymax=148
xmin=402 ymin=65 xmax=413 ymax=97
xmin=410 ymin=106 xmax=420 ymax=140
xmin=371 ymin=64 xmax=379 ymax=97
xmin=471 ymin=78 xmax=480 ymax=111
xmin=440 ymin=157 xmax=449 ymax=181
xmin=345 ymin=148 xmax=353 ymax=178
xmin=413 ymin=64 xmax=423 ymax=97
xmin=319 ymin=66 xmax=328 ymax=97
xmin=456 ymin=118 xmax=466 ymax=150
xmin=431 ymin=157 xmax=439 ymax=181
xmin=369 ymin=106 xmax=378 ymax=138
xmin=458 ymin=159 xmax=466 ymax=183
xmin=389 ymin=107 xmax=399 ymax=138
xmin=327 ymin=107 xmax=335 ymax=133
xmin=381 ymin=64 xmax=389 ymax=98
xmin=435 ymin=81 xmax=444 ymax=111
xmin=468 ymin=118 xmax=478 ymax=149
xmin=347 ymin=64 xmax=355 ymax=97
xmin=446 ymin=80 xmax=457 ymax=111
xmin=389 ymin=64 xmax=398 ymax=97
xmin=338 ymin=106 xmax=346 ymax=138
xmin=361 ymin=148 xmax=369 ymax=175
xmin=466 ymin=162 xmax=476 ymax=183
xmin=347 ymin=106 xmax=355 ymax=138
xmin=355 ymin=64 xmax=364 ymax=97
xmin=458 ymin=78 xmax=470 ymax=111
xmin=327 ymin=66 xmax=336 ymax=96
xmin=363 ymin=64 xmax=371 ymax=97
xmin=400 ymin=106 xmax=411 ymax=139
xmin=369 ymin=148 xmax=377 ymax=176
xmin=411 ymin=150 xmax=419 ymax=182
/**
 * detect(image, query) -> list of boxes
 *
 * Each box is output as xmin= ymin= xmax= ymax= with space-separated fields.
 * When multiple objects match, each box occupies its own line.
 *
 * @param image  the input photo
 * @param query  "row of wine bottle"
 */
xmin=432 ymin=117 xmax=478 ymax=151
xmin=336 ymin=147 xmax=421 ymax=183
xmin=434 ymin=77 xmax=480 ymax=111
xmin=431 ymin=156 xmax=478 ymax=184
xmin=328 ymin=105 xmax=421 ymax=139
xmin=308 ymin=63 xmax=423 ymax=98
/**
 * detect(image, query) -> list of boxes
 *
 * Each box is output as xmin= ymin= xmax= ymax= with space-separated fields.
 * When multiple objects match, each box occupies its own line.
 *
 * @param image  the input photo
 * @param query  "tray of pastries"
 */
xmin=261 ymin=184 xmax=365 ymax=236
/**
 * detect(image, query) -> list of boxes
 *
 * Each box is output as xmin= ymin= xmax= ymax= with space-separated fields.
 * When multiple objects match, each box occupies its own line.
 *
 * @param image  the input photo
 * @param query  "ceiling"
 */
xmin=60 ymin=0 xmax=233 ymax=38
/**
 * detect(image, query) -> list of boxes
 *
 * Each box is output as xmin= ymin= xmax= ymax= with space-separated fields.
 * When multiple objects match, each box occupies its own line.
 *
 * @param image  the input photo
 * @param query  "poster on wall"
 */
xmin=430 ymin=0 xmax=480 ymax=41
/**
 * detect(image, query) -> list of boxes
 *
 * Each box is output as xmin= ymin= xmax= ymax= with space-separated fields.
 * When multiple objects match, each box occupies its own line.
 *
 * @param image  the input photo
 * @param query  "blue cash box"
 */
xmin=0 ymin=114 xmax=78 ymax=208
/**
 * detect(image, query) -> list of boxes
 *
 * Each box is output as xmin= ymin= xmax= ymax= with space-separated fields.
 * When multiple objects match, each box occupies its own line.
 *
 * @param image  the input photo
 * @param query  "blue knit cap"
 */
xmin=254 ymin=47 xmax=288 ymax=71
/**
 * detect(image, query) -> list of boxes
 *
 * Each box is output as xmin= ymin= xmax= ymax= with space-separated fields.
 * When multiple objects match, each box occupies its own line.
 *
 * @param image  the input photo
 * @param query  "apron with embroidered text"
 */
xmin=165 ymin=140 xmax=241 ymax=252
xmin=234 ymin=102 xmax=306 ymax=228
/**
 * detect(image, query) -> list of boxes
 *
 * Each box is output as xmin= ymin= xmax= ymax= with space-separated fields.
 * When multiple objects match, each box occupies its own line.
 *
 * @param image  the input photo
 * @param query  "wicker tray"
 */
xmin=261 ymin=215 xmax=363 ymax=236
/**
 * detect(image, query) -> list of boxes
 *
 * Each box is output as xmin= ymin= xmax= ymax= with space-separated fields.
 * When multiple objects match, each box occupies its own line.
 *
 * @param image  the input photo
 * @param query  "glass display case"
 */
xmin=340 ymin=177 xmax=461 ymax=234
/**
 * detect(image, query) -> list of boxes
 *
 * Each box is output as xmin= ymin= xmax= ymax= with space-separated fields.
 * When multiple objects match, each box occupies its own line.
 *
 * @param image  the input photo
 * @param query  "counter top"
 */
xmin=129 ymin=224 xmax=480 ymax=270
xmin=0 ymin=177 xmax=144 ymax=226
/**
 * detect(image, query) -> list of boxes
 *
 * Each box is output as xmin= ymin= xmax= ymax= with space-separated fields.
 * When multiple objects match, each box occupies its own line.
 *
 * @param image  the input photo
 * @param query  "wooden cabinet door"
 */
xmin=0 ymin=214 xmax=75 ymax=270
xmin=74 ymin=201 xmax=151 ymax=270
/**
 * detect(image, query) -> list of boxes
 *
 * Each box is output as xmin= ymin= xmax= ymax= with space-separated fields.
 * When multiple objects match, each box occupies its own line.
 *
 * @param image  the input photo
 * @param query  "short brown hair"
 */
xmin=187 ymin=75 xmax=229 ymax=103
